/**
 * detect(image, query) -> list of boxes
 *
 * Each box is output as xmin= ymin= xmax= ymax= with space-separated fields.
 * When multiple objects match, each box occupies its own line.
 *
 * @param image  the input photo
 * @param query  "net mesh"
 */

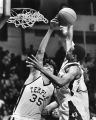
xmin=7 ymin=8 xmax=49 ymax=28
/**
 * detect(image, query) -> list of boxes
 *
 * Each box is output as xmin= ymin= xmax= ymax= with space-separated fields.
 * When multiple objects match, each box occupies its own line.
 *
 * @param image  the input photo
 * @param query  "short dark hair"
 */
xmin=73 ymin=44 xmax=86 ymax=62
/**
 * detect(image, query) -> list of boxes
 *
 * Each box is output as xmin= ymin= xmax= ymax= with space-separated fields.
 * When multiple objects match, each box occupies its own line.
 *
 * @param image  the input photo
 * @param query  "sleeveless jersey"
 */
xmin=11 ymin=74 xmax=54 ymax=120
xmin=55 ymin=61 xmax=90 ymax=120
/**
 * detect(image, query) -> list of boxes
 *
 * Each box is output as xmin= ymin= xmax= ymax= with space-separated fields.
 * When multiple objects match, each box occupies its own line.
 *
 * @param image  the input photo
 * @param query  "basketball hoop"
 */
xmin=7 ymin=8 xmax=49 ymax=29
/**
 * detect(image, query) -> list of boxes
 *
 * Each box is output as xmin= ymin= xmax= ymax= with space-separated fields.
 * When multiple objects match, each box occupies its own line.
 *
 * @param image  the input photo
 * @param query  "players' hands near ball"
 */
xmin=50 ymin=15 xmax=59 ymax=30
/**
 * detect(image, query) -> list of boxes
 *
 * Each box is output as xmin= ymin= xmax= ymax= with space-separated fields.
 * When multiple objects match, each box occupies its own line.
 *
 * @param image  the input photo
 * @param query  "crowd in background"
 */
xmin=0 ymin=44 xmax=96 ymax=120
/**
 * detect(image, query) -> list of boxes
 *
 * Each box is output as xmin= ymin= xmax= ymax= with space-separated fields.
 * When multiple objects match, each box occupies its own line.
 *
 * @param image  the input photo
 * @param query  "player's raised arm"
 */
xmin=26 ymin=27 xmax=53 ymax=83
xmin=35 ymin=28 xmax=53 ymax=65
xmin=26 ymin=18 xmax=59 ymax=84
xmin=35 ymin=18 xmax=59 ymax=65
xmin=66 ymin=25 xmax=74 ymax=52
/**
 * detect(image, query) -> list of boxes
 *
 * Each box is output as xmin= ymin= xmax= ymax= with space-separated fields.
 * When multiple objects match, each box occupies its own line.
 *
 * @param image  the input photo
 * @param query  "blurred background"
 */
xmin=0 ymin=0 xmax=96 ymax=120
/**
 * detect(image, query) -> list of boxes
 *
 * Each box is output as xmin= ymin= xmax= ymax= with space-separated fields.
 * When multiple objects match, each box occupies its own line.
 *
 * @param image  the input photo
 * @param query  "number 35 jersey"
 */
xmin=13 ymin=75 xmax=54 ymax=120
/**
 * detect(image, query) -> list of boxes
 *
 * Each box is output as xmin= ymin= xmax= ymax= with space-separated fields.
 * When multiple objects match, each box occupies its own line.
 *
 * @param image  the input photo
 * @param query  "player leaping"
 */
xmin=10 ymin=20 xmax=59 ymax=120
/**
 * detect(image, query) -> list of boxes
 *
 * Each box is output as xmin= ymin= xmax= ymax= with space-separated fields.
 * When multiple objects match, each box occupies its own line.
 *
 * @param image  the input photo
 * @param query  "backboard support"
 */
xmin=0 ymin=0 xmax=11 ymax=29
xmin=0 ymin=0 xmax=3 ymax=17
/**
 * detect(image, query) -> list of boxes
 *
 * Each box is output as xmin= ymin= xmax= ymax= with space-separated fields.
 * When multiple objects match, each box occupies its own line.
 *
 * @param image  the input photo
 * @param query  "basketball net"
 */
xmin=7 ymin=8 xmax=49 ymax=29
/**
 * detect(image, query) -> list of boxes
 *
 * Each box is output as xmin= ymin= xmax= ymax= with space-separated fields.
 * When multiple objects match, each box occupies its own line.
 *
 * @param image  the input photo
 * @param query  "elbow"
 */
xmin=55 ymin=80 xmax=64 ymax=87
xmin=51 ymin=80 xmax=62 ymax=87
xmin=56 ymin=78 xmax=69 ymax=87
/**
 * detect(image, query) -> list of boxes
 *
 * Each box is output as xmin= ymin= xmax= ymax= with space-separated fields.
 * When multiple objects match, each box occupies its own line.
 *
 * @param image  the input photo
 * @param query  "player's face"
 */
xmin=44 ymin=64 xmax=54 ymax=73
xmin=43 ymin=64 xmax=54 ymax=85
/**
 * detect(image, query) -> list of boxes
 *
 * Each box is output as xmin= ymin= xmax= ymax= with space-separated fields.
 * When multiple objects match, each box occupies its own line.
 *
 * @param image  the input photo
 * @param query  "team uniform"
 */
xmin=54 ymin=61 xmax=90 ymax=120
xmin=10 ymin=73 xmax=54 ymax=120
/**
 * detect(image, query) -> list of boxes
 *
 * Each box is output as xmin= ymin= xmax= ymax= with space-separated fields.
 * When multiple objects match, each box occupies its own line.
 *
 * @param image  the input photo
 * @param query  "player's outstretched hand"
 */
xmin=50 ymin=15 xmax=59 ymax=29
xmin=26 ymin=55 xmax=42 ymax=70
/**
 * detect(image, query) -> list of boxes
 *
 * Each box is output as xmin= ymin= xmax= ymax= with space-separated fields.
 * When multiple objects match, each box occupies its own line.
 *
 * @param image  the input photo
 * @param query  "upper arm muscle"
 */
xmin=36 ymin=49 xmax=44 ymax=65
xmin=61 ymin=65 xmax=81 ymax=86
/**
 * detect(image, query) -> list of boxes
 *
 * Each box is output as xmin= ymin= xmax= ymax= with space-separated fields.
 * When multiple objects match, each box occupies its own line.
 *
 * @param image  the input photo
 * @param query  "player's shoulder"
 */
xmin=69 ymin=62 xmax=81 ymax=71
xmin=65 ymin=62 xmax=80 ymax=71
xmin=66 ymin=62 xmax=80 ymax=67
xmin=67 ymin=62 xmax=82 ymax=78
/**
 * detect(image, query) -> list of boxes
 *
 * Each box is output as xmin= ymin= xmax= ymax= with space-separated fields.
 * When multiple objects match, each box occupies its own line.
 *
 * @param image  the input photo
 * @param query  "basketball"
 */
xmin=57 ymin=7 xmax=77 ymax=26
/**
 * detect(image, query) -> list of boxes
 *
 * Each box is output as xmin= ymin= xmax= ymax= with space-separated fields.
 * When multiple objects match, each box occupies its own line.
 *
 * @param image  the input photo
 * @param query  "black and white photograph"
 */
xmin=0 ymin=0 xmax=96 ymax=120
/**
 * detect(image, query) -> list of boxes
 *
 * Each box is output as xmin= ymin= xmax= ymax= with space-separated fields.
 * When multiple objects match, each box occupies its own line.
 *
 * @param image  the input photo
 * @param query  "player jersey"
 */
xmin=11 ymin=74 xmax=54 ymax=120
xmin=55 ymin=61 xmax=90 ymax=120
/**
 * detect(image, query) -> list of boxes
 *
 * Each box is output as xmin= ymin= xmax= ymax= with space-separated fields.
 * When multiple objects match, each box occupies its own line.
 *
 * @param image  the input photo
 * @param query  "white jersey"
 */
xmin=11 ymin=73 xmax=54 ymax=120
xmin=55 ymin=62 xmax=90 ymax=120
